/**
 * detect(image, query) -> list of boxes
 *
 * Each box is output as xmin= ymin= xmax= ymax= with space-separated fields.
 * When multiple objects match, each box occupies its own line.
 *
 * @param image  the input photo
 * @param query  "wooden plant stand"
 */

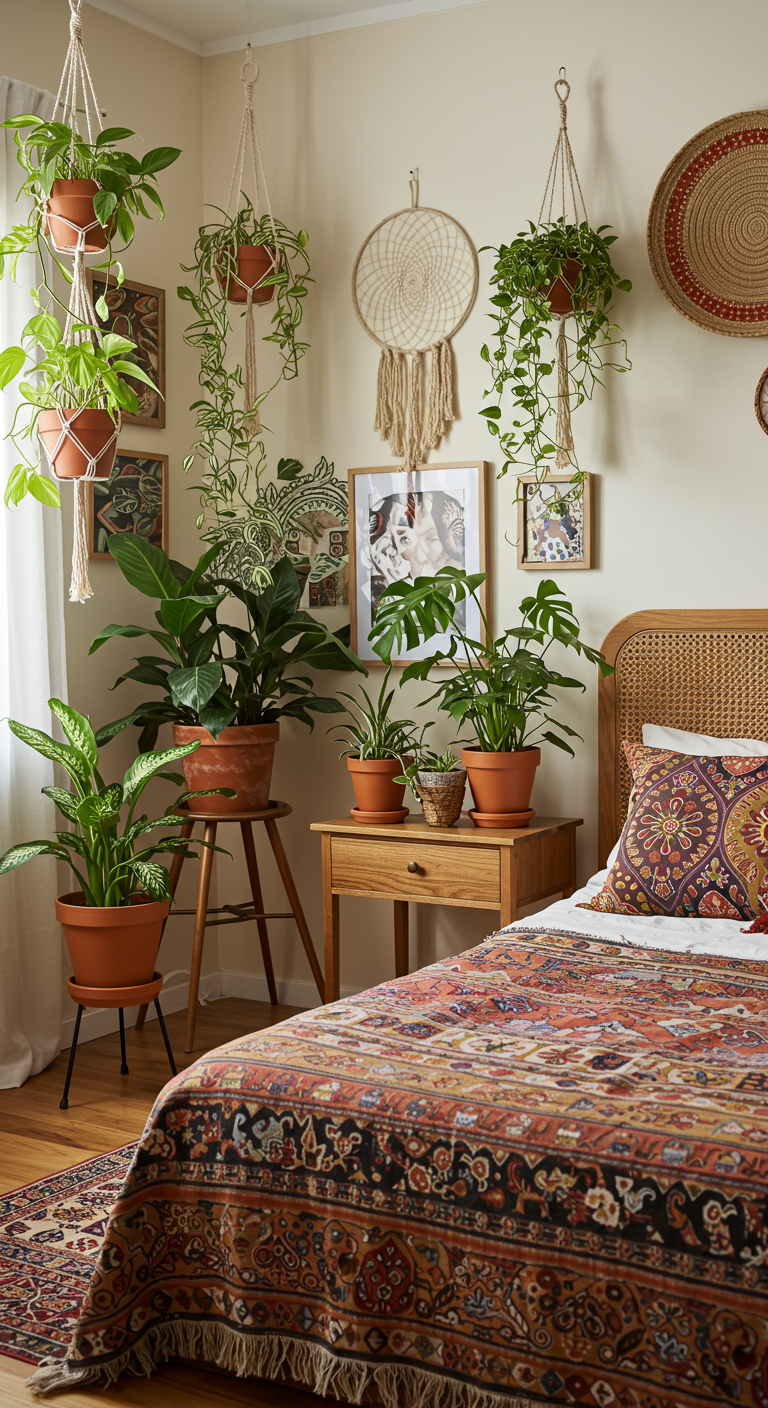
xmin=61 ymin=971 xmax=176 ymax=1110
xmin=137 ymin=801 xmax=324 ymax=1052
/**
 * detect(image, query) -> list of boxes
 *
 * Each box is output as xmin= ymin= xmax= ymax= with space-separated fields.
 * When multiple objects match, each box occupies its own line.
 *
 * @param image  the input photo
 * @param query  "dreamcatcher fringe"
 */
xmin=374 ymin=341 xmax=454 ymax=472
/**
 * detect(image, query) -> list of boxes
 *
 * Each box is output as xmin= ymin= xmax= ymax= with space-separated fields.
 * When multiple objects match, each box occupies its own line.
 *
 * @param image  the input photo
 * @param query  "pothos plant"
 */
xmin=0 ymin=116 xmax=180 ymax=314
xmin=179 ymin=197 xmax=310 ymax=539
xmin=480 ymin=217 xmax=631 ymax=499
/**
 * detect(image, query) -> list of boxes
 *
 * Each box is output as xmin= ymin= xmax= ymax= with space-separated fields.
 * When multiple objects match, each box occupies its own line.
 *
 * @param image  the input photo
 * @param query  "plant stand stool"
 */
xmin=61 ymin=971 xmax=176 ymax=1110
xmin=136 ymin=801 xmax=324 ymax=1052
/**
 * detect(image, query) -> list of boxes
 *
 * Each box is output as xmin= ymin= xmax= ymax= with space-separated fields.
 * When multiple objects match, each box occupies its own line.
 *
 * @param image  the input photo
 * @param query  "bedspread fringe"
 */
xmin=27 ymin=1320 xmax=541 ymax=1407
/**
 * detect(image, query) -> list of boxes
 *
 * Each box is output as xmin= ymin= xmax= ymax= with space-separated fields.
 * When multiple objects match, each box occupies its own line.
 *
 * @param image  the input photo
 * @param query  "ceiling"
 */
xmin=86 ymin=0 xmax=488 ymax=55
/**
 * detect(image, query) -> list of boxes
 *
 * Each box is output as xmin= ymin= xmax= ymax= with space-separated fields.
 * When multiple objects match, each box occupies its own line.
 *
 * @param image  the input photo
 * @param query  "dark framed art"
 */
xmin=88 ymin=451 xmax=169 ymax=559
xmin=348 ymin=460 xmax=488 ymax=665
xmin=86 ymin=273 xmax=166 ymax=427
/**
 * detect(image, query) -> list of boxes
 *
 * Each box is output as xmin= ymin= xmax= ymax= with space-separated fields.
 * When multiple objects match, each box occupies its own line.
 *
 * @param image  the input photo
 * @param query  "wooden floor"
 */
xmin=0 ymin=998 xmax=332 ymax=1407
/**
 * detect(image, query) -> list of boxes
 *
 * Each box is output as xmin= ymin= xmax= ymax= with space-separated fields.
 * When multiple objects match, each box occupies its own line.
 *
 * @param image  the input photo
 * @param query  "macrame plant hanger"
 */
xmin=353 ymin=170 xmax=478 ymax=475
xmin=44 ymin=0 xmax=120 ymax=603
xmin=538 ymin=71 xmax=588 ymax=475
xmin=224 ymin=47 xmax=279 ymax=437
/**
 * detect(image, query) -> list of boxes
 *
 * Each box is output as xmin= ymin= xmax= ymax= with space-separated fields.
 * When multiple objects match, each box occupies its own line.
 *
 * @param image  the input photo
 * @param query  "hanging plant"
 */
xmin=480 ymin=76 xmax=631 ymax=502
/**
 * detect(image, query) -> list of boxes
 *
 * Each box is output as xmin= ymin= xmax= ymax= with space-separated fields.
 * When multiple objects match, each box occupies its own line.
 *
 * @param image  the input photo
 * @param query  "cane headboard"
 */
xmin=598 ymin=610 xmax=768 ymax=867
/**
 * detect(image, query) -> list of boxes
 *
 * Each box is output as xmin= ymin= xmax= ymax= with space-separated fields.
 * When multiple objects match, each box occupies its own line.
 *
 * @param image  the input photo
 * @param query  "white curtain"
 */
xmin=0 ymin=77 xmax=69 ymax=1087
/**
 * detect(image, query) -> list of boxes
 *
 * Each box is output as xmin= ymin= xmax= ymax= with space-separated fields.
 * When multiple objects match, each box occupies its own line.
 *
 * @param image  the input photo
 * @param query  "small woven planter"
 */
xmin=415 ymin=768 xmax=467 ymax=828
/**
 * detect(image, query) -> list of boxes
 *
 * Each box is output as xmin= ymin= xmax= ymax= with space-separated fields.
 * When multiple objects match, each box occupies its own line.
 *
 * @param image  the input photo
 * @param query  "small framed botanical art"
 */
xmin=348 ymin=460 xmax=488 ymax=665
xmin=86 ymin=273 xmax=166 ymax=428
xmin=516 ymin=474 xmax=593 ymax=570
xmin=88 ymin=451 xmax=169 ymax=559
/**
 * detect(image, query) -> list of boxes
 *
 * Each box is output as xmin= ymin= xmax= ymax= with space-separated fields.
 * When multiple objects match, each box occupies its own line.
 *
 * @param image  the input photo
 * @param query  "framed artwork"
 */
xmin=88 ymin=451 xmax=169 ymax=559
xmin=348 ymin=460 xmax=488 ymax=665
xmin=86 ymin=273 xmax=166 ymax=428
xmin=516 ymin=474 xmax=593 ymax=570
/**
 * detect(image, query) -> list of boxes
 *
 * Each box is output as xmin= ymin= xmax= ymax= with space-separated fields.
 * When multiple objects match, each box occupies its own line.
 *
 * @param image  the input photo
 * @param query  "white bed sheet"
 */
xmin=507 ymin=867 xmax=768 ymax=960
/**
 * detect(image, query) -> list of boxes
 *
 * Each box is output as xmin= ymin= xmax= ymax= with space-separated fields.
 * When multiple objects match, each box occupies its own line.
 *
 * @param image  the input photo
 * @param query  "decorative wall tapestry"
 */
xmin=648 ymin=110 xmax=768 ymax=335
xmin=88 ymin=450 xmax=168 ymax=558
xmin=353 ymin=171 xmax=478 ymax=473
xmin=86 ymin=275 xmax=165 ymax=427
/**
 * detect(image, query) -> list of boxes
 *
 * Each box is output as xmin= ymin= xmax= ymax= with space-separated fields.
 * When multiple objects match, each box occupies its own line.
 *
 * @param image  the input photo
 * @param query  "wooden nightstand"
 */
xmin=310 ymin=814 xmax=582 ymax=1002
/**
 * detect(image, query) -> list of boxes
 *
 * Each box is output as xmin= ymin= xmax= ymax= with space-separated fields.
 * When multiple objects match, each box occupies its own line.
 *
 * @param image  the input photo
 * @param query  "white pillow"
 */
xmin=642 ymin=725 xmax=768 ymax=756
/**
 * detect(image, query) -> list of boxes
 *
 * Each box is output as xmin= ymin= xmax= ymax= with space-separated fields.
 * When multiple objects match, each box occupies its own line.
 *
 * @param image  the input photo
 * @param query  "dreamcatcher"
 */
xmin=353 ymin=171 xmax=478 ymax=472
xmin=42 ymin=0 xmax=120 ymax=603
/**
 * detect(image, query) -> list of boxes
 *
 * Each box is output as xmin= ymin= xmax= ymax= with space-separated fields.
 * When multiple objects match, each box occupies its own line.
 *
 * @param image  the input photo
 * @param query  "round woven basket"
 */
xmin=415 ymin=769 xmax=467 ymax=828
xmin=648 ymin=110 xmax=768 ymax=336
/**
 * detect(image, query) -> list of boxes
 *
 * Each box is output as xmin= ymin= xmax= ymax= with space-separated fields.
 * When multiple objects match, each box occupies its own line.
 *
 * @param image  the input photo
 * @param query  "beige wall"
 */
xmin=6 ymin=0 xmax=768 ymax=1014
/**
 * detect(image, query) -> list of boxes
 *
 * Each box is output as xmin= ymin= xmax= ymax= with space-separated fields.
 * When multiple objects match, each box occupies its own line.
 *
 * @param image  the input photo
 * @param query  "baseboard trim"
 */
xmin=219 ymin=971 xmax=357 ymax=1008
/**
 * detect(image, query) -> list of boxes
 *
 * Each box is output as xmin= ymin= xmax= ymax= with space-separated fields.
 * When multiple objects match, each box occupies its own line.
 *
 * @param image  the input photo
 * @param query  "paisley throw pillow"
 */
xmin=583 ymin=743 xmax=768 ymax=920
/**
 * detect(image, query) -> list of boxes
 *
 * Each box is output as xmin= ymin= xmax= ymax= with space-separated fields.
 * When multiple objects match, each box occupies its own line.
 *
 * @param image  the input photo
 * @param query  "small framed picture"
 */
xmin=86 ymin=273 xmax=166 ymax=428
xmin=88 ymin=451 xmax=169 ymax=558
xmin=516 ymin=474 xmax=593 ymax=570
xmin=348 ymin=460 xmax=488 ymax=665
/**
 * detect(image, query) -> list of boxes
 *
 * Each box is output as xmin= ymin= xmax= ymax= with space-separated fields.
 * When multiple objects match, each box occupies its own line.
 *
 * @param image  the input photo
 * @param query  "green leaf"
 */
xmin=76 ymin=789 xmax=122 ymax=828
xmin=140 ymin=146 xmax=181 ymax=174
xmin=0 ymin=346 xmax=26 ymax=387
xmin=0 ymin=840 xmax=58 ymax=874
xmin=41 ymin=785 xmax=79 ymax=821
xmin=96 ymin=294 xmax=109 ymax=320
xmin=108 ymin=534 xmax=180 ymax=599
xmin=128 ymin=859 xmax=171 ymax=899
xmin=197 ymin=705 xmax=238 ymax=740
xmin=95 ymin=126 xmax=135 ymax=145
xmin=122 ymin=741 xmax=201 ymax=797
xmin=167 ymin=662 xmax=223 ymax=714
xmin=100 ymin=332 xmax=134 ymax=358
xmin=160 ymin=594 xmax=219 ymax=639
xmin=7 ymin=719 xmax=90 ymax=782
xmin=48 ymin=697 xmax=98 ymax=768
xmin=92 ymin=188 xmax=118 ymax=226
xmin=277 ymin=457 xmax=303 ymax=481
xmin=26 ymin=473 xmax=61 ymax=508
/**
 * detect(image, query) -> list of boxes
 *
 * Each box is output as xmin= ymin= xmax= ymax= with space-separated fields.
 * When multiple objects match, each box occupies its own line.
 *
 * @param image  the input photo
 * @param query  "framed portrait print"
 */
xmin=88 ymin=451 xmax=169 ymax=558
xmin=86 ymin=273 xmax=166 ymax=428
xmin=348 ymin=460 xmax=488 ymax=665
xmin=516 ymin=474 xmax=593 ymax=570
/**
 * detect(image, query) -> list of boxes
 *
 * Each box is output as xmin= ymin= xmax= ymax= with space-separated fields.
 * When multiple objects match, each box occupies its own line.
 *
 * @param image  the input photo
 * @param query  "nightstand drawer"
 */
xmin=330 ymin=834 xmax=500 ymax=903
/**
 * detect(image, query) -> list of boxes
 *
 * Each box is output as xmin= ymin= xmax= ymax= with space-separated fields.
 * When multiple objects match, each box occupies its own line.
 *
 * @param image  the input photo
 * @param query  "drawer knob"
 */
xmin=407 ymin=860 xmax=420 ymax=874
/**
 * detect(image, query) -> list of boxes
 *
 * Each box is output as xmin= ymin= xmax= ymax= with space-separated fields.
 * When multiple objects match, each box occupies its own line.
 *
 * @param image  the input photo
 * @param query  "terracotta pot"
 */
xmin=415 ymin=768 xmax=467 ymax=828
xmin=38 ymin=408 xmax=118 ymax=481
xmin=347 ymin=757 xmax=410 ymax=818
xmin=462 ymin=747 xmax=541 ymax=825
xmin=45 ymin=179 xmax=108 ymax=253
xmin=540 ymin=258 xmax=583 ymax=316
xmin=218 ymin=244 xmax=276 ymax=304
xmin=173 ymin=722 xmax=279 ymax=814
xmin=56 ymin=892 xmax=169 ymax=988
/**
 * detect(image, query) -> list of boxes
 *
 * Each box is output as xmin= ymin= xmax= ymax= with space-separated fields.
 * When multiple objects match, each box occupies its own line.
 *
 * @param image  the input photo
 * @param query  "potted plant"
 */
xmin=333 ymin=668 xmax=429 ymax=823
xmin=480 ymin=216 xmax=631 ymax=498
xmin=0 ymin=309 xmax=159 ymax=506
xmin=0 ymin=698 xmax=230 ymax=990
xmin=90 ymin=536 xmax=365 ymax=814
xmin=0 ymin=116 xmax=180 ymax=304
xmin=395 ymin=746 xmax=467 ymax=829
xmin=370 ymin=569 xmax=613 ymax=828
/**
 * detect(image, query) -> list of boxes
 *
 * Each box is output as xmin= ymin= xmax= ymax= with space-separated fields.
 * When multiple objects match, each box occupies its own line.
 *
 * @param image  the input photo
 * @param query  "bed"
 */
xmin=31 ymin=610 xmax=768 ymax=1407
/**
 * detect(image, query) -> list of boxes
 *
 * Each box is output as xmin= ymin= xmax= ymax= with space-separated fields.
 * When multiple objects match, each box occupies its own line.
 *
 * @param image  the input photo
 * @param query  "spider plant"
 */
xmin=334 ymin=668 xmax=428 ymax=761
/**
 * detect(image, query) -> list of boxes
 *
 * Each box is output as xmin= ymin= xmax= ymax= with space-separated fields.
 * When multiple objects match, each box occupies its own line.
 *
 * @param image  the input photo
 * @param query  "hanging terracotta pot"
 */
xmin=218 ymin=244 xmax=276 ymax=304
xmin=540 ymin=259 xmax=582 ymax=315
xmin=44 ymin=179 xmax=109 ymax=253
xmin=347 ymin=757 xmax=410 ymax=824
xmin=38 ymin=408 xmax=118 ymax=481
xmin=462 ymin=747 xmax=540 ymax=828
xmin=173 ymin=722 xmax=279 ymax=814
xmin=56 ymin=892 xmax=169 ymax=988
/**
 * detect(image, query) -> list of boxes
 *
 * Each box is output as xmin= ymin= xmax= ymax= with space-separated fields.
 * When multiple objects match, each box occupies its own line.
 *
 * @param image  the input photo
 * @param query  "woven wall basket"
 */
xmin=648 ymin=110 xmax=768 ymax=336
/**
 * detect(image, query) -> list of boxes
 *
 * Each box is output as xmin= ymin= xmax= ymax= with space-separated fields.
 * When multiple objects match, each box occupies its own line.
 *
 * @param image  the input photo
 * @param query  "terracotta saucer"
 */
xmin=350 ymin=806 xmax=409 ymax=825
xmin=468 ymin=807 xmax=535 ymax=829
xmin=66 ymin=970 xmax=164 ymax=1008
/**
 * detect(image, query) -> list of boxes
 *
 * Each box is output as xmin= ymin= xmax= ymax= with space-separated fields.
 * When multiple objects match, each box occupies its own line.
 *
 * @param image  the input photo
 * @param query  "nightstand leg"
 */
xmin=500 ymin=847 xmax=518 ymax=929
xmin=394 ymin=901 xmax=409 ymax=977
xmin=186 ymin=820 xmax=216 ymax=1052
xmin=322 ymin=832 xmax=339 ymax=1004
xmin=562 ymin=825 xmax=577 ymax=898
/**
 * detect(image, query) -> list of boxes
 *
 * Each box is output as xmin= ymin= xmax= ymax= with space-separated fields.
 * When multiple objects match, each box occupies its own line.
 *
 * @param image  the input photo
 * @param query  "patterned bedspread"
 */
xmin=31 ymin=929 xmax=768 ymax=1407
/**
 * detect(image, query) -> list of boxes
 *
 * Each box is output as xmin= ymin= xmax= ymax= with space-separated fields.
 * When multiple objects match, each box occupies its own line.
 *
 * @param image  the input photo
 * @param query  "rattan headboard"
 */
xmin=598 ymin=610 xmax=768 ymax=866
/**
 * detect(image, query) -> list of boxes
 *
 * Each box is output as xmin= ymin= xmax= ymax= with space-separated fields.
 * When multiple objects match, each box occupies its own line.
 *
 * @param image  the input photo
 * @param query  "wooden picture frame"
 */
xmin=516 ymin=473 xmax=593 ymax=569
xmin=86 ymin=273 xmax=166 ymax=428
xmin=87 ymin=450 xmax=169 ymax=559
xmin=348 ymin=460 xmax=489 ymax=665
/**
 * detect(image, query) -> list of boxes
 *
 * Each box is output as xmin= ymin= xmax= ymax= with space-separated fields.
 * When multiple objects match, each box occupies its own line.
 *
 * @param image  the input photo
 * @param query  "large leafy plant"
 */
xmin=0 ymin=116 xmax=180 ymax=309
xmin=0 ymin=309 xmax=158 ymax=507
xmin=90 ymin=536 xmax=365 ymax=751
xmin=371 ymin=569 xmax=612 ymax=755
xmin=179 ymin=199 xmax=310 ymax=536
xmin=480 ymin=217 xmax=631 ymax=497
xmin=0 ymin=699 xmax=230 ymax=906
